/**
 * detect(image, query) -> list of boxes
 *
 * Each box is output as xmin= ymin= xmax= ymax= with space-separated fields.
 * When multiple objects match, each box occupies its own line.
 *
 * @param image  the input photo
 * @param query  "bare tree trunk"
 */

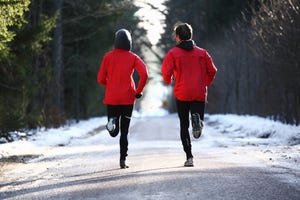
xmin=46 ymin=0 xmax=65 ymax=127
xmin=53 ymin=0 xmax=64 ymax=110
xmin=75 ymin=41 xmax=80 ymax=122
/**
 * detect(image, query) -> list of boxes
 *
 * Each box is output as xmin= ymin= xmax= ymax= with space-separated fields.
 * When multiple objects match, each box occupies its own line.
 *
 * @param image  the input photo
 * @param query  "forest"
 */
xmin=0 ymin=0 xmax=299 ymax=136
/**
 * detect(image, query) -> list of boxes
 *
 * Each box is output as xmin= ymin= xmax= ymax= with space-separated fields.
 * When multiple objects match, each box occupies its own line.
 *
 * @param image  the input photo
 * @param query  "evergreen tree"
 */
xmin=0 ymin=0 xmax=30 ymax=58
xmin=0 ymin=0 xmax=57 ymax=132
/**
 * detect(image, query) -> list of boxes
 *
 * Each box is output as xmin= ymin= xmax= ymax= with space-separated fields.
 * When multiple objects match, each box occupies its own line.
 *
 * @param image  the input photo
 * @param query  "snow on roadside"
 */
xmin=30 ymin=117 xmax=107 ymax=146
xmin=0 ymin=113 xmax=299 ymax=172
xmin=0 ymin=117 xmax=107 ymax=159
xmin=203 ymin=114 xmax=300 ymax=146
xmin=201 ymin=114 xmax=300 ymax=172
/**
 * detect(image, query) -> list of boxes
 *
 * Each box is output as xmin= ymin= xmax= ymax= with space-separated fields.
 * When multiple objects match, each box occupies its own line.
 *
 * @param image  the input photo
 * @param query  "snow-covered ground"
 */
xmin=0 ymin=112 xmax=299 ymax=171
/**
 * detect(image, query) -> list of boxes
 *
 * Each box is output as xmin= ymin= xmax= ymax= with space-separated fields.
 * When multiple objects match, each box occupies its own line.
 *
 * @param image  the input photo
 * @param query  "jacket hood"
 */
xmin=176 ymin=40 xmax=195 ymax=51
xmin=114 ymin=29 xmax=132 ymax=51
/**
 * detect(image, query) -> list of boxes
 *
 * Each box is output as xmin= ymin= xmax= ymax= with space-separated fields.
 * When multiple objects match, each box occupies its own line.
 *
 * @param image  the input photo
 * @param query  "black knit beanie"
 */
xmin=114 ymin=29 xmax=132 ymax=51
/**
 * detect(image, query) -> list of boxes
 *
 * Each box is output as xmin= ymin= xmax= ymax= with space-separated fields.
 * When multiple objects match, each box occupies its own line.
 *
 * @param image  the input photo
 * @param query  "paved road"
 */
xmin=1 ymin=116 xmax=299 ymax=199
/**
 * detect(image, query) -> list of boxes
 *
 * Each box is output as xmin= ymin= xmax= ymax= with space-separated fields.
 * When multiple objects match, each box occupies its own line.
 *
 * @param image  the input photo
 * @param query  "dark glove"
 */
xmin=135 ymin=93 xmax=143 ymax=99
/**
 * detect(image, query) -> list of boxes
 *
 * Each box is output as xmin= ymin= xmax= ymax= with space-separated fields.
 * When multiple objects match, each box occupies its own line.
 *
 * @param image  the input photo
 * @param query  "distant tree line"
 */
xmin=0 ymin=0 xmax=145 ymax=133
xmin=159 ymin=0 xmax=300 ymax=124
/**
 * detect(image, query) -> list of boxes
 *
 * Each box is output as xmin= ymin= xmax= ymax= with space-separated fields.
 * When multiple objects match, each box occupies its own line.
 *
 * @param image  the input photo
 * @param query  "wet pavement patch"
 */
xmin=0 ymin=154 xmax=40 ymax=163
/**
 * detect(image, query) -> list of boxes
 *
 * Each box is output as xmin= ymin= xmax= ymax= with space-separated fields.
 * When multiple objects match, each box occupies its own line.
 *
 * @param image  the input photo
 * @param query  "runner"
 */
xmin=161 ymin=23 xmax=217 ymax=167
xmin=97 ymin=29 xmax=148 ymax=168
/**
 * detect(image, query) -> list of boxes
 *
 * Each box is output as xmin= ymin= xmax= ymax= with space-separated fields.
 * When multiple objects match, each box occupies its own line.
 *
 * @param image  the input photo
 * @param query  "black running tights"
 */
xmin=107 ymin=105 xmax=134 ymax=160
xmin=176 ymin=100 xmax=205 ymax=159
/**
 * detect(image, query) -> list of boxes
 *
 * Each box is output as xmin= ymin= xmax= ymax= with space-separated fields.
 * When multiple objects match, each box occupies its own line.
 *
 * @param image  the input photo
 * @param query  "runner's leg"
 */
xmin=119 ymin=105 xmax=134 ymax=161
xmin=190 ymin=101 xmax=205 ymax=121
xmin=106 ymin=105 xmax=120 ymax=137
xmin=176 ymin=99 xmax=193 ymax=159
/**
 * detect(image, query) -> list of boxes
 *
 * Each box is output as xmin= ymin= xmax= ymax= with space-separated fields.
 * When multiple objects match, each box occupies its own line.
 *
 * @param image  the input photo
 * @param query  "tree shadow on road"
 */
xmin=1 ymin=166 xmax=300 ymax=200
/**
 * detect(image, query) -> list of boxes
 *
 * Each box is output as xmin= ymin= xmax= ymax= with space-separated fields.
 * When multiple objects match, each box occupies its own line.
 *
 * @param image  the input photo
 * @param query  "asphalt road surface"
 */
xmin=0 ymin=116 xmax=299 ymax=200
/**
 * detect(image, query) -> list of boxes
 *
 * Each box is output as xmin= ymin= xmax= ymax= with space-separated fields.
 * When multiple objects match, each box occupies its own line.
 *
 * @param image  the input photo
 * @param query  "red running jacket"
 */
xmin=97 ymin=48 xmax=148 ymax=105
xmin=162 ymin=45 xmax=217 ymax=102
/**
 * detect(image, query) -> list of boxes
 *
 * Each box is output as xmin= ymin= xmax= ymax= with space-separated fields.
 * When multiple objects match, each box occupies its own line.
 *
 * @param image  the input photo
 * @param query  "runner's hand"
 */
xmin=135 ymin=93 xmax=142 ymax=99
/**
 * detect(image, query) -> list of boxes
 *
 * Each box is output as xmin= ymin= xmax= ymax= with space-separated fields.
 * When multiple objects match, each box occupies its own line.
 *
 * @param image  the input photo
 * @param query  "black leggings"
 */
xmin=107 ymin=105 xmax=134 ymax=160
xmin=176 ymin=99 xmax=205 ymax=159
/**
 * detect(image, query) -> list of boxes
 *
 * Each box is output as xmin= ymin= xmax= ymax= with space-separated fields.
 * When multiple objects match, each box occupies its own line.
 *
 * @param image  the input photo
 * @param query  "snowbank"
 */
xmin=204 ymin=114 xmax=300 ymax=146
